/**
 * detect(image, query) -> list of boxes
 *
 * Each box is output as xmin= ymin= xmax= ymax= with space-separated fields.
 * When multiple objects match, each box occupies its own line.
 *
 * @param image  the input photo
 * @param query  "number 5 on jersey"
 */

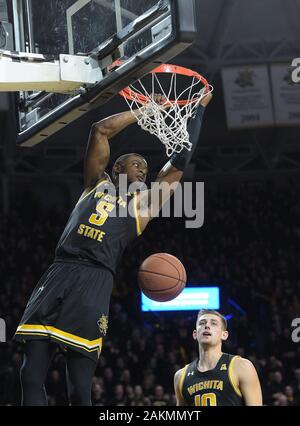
xmin=89 ymin=201 xmax=115 ymax=227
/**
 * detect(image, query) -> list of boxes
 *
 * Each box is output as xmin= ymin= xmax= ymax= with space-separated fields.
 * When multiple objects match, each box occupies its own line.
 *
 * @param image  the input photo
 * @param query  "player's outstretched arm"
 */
xmin=83 ymin=110 xmax=141 ymax=190
xmin=137 ymin=92 xmax=212 ymax=232
xmin=158 ymin=91 xmax=212 ymax=184
xmin=174 ymin=369 xmax=188 ymax=406
xmin=234 ymin=358 xmax=263 ymax=406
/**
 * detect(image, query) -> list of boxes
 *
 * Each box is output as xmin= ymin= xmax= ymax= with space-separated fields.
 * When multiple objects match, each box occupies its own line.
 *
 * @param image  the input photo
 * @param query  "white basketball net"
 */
xmin=121 ymin=70 xmax=213 ymax=157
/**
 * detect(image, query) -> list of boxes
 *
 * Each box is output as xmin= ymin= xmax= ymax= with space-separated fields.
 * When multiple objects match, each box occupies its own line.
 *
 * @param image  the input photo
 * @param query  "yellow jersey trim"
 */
xmin=76 ymin=179 xmax=108 ymax=206
xmin=16 ymin=324 xmax=102 ymax=352
xmin=46 ymin=335 xmax=102 ymax=356
xmin=16 ymin=331 xmax=49 ymax=338
xmin=179 ymin=365 xmax=188 ymax=399
xmin=228 ymin=356 xmax=243 ymax=398
xmin=16 ymin=330 xmax=102 ymax=357
xmin=133 ymin=192 xmax=142 ymax=236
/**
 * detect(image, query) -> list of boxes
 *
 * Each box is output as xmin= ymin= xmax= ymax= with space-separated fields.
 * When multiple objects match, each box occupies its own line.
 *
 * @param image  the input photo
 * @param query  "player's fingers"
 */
xmin=200 ymin=91 xmax=213 ymax=107
xmin=153 ymin=93 xmax=166 ymax=105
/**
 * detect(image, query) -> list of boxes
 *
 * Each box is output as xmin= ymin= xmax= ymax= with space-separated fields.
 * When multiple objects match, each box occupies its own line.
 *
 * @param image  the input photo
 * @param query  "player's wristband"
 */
xmin=169 ymin=105 xmax=205 ymax=171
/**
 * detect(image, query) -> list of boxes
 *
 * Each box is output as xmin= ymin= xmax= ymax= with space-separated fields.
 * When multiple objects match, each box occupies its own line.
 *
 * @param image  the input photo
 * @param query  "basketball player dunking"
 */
xmin=14 ymin=92 xmax=212 ymax=406
xmin=174 ymin=310 xmax=263 ymax=406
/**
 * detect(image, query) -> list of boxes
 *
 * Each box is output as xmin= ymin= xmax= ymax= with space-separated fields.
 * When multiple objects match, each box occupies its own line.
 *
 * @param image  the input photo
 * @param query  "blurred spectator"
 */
xmin=131 ymin=385 xmax=150 ymax=406
xmin=273 ymin=393 xmax=289 ymax=406
xmin=111 ymin=384 xmax=126 ymax=406
xmin=264 ymin=371 xmax=286 ymax=404
xmin=92 ymin=382 xmax=106 ymax=406
xmin=284 ymin=385 xmax=299 ymax=406
xmin=150 ymin=385 xmax=169 ymax=407
xmin=102 ymin=367 xmax=115 ymax=400
xmin=120 ymin=369 xmax=131 ymax=387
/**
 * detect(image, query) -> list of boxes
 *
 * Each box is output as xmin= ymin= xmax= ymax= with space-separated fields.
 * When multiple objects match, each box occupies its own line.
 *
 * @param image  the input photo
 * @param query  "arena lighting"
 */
xmin=141 ymin=287 xmax=220 ymax=312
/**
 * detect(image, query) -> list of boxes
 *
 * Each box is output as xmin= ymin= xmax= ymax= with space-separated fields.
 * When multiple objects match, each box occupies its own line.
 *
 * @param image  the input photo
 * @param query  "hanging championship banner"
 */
xmin=270 ymin=63 xmax=300 ymax=126
xmin=222 ymin=65 xmax=274 ymax=129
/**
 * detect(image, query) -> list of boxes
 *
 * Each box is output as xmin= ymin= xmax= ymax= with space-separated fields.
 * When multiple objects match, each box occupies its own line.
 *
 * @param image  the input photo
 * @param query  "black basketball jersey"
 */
xmin=180 ymin=353 xmax=244 ymax=406
xmin=55 ymin=179 xmax=141 ymax=274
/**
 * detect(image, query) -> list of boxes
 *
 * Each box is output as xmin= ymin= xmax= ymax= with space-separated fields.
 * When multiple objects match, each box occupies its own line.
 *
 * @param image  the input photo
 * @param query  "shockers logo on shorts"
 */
xmin=97 ymin=315 xmax=108 ymax=336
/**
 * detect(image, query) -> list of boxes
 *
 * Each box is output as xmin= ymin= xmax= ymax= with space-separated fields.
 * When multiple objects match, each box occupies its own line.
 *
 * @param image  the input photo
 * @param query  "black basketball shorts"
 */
xmin=14 ymin=261 xmax=113 ymax=362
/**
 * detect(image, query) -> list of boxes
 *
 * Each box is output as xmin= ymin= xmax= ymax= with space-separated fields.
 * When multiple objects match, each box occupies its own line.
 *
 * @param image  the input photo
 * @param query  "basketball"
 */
xmin=138 ymin=253 xmax=186 ymax=302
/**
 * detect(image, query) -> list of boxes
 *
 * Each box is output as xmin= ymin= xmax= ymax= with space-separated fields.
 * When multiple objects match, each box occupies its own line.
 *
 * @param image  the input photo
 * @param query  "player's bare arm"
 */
xmin=174 ymin=368 xmax=188 ymax=406
xmin=137 ymin=91 xmax=213 ymax=233
xmin=233 ymin=357 xmax=263 ymax=406
xmin=83 ymin=110 xmax=142 ymax=190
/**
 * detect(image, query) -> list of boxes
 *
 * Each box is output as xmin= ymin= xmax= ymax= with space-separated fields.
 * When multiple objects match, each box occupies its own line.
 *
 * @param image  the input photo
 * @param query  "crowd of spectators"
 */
xmin=0 ymin=179 xmax=299 ymax=406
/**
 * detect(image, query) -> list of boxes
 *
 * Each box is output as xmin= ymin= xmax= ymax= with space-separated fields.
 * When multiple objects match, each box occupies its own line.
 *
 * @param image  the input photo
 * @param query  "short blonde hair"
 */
xmin=196 ymin=310 xmax=227 ymax=330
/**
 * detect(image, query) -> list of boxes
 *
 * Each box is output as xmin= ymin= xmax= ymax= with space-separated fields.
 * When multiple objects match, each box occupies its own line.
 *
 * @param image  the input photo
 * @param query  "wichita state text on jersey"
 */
xmin=180 ymin=353 xmax=244 ymax=406
xmin=55 ymin=179 xmax=141 ymax=274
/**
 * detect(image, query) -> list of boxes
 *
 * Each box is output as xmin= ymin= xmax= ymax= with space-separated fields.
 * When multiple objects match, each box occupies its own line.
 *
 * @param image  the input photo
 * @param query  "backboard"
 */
xmin=10 ymin=0 xmax=197 ymax=146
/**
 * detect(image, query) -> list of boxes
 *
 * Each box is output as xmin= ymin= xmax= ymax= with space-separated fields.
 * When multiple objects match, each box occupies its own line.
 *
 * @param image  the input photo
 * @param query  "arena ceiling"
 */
xmin=181 ymin=0 xmax=300 ymax=72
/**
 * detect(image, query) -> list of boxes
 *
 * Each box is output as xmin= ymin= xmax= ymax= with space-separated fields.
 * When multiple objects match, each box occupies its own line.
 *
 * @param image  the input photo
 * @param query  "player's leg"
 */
xmin=20 ymin=340 xmax=57 ymax=406
xmin=56 ymin=264 xmax=113 ymax=405
xmin=65 ymin=349 xmax=97 ymax=406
